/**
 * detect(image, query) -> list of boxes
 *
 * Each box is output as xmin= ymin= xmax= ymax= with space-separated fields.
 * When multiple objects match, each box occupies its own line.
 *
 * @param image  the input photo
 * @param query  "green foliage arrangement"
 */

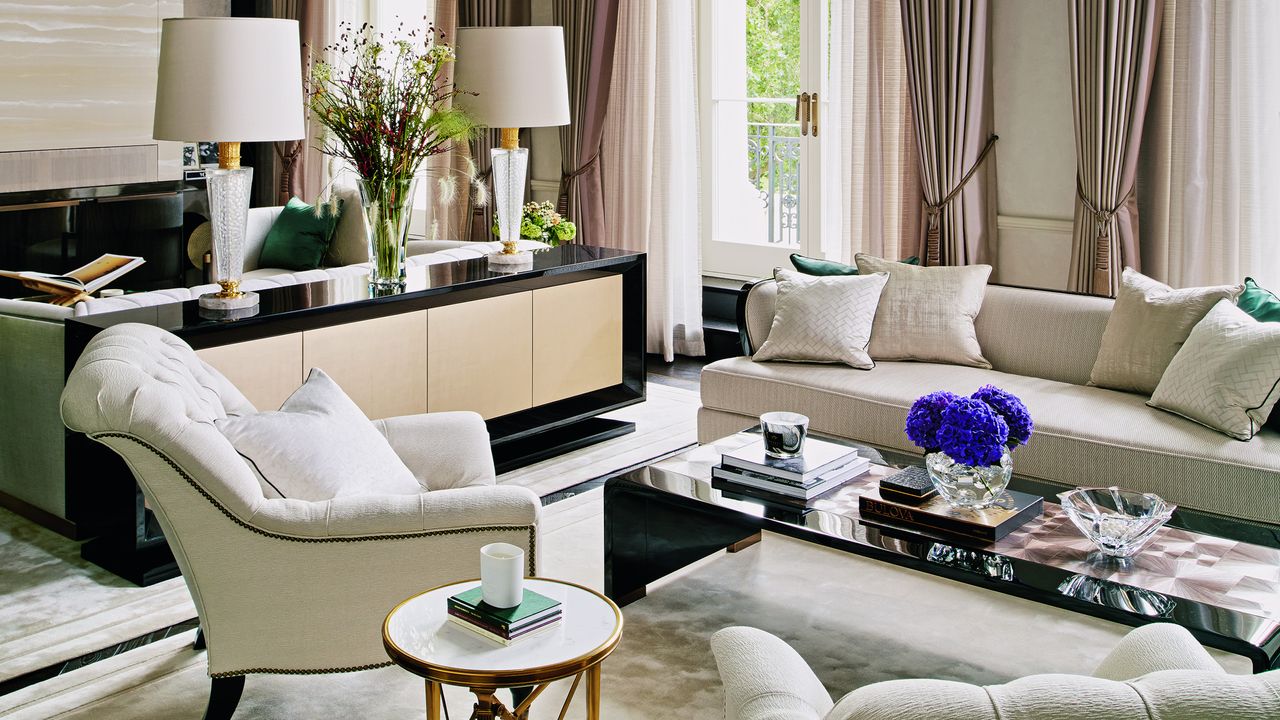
xmin=308 ymin=21 xmax=474 ymax=187
xmin=308 ymin=21 xmax=476 ymax=284
xmin=492 ymin=201 xmax=577 ymax=247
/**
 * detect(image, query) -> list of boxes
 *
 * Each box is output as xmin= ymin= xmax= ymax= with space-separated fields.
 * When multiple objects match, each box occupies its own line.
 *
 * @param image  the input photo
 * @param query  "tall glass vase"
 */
xmin=358 ymin=176 xmax=417 ymax=292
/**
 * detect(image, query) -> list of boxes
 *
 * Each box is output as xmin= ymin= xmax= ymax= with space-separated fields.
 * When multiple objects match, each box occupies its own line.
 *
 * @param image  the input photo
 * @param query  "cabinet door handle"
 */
xmin=797 ymin=92 xmax=810 ymax=136
xmin=809 ymin=92 xmax=819 ymax=137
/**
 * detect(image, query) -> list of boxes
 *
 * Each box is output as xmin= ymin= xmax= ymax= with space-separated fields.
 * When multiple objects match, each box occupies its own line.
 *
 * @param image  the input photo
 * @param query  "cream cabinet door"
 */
xmin=533 ymin=275 xmax=623 ymax=405
xmin=196 ymin=335 xmax=304 ymax=412
xmin=427 ymin=293 xmax=533 ymax=419
xmin=302 ymin=311 xmax=429 ymax=419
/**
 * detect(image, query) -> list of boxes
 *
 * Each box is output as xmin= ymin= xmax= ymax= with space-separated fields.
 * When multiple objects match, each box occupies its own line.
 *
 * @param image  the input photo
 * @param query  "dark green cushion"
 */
xmin=258 ymin=197 xmax=342 ymax=271
xmin=789 ymin=253 xmax=919 ymax=276
xmin=1239 ymin=278 xmax=1280 ymax=323
xmin=1240 ymin=278 xmax=1280 ymax=431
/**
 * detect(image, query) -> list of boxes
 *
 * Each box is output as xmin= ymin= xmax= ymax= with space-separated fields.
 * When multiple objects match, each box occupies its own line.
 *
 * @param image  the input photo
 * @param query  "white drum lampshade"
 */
xmin=153 ymin=18 xmax=305 ymax=144
xmin=454 ymin=27 xmax=570 ymax=259
xmin=153 ymin=18 xmax=305 ymax=312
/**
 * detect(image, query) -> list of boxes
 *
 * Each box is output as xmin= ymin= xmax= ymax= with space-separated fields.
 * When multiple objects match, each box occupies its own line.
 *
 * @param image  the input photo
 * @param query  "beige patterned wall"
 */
xmin=0 ymin=0 xmax=228 ymax=193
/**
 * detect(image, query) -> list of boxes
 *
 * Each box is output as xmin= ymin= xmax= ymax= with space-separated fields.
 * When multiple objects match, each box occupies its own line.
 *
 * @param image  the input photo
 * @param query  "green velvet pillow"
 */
xmin=789 ymin=253 xmax=919 ymax=276
xmin=1239 ymin=278 xmax=1280 ymax=431
xmin=1238 ymin=278 xmax=1280 ymax=323
xmin=257 ymin=197 xmax=342 ymax=271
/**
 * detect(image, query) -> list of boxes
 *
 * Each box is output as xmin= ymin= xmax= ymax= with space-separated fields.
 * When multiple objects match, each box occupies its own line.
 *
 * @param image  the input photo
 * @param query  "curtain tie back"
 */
xmin=557 ymin=151 xmax=602 ymax=216
xmin=1075 ymin=180 xmax=1136 ymax=277
xmin=924 ymin=134 xmax=998 ymax=265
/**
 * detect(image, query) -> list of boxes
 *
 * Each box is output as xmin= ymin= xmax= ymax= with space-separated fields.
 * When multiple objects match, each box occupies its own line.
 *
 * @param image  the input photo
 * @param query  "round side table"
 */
xmin=383 ymin=578 xmax=623 ymax=720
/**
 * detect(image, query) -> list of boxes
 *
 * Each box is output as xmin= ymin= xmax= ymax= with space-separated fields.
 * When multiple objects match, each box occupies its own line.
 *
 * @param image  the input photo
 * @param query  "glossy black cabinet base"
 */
xmin=492 ymin=418 xmax=635 ymax=475
xmin=80 ymin=536 xmax=180 ymax=586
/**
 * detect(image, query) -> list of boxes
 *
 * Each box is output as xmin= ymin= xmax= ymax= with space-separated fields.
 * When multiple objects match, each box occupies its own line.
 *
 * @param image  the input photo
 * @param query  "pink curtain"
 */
xmin=553 ymin=0 xmax=620 ymax=245
xmin=1067 ymin=0 xmax=1163 ymax=296
xmin=900 ymin=0 xmax=998 ymax=267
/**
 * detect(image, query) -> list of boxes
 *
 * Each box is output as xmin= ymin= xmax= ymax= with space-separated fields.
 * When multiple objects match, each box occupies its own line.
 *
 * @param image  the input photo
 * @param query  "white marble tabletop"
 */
xmin=384 ymin=578 xmax=622 ymax=676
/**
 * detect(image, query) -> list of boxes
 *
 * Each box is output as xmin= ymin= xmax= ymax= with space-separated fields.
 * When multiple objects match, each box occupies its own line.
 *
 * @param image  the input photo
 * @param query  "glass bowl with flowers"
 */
xmin=904 ymin=385 xmax=1034 ymax=508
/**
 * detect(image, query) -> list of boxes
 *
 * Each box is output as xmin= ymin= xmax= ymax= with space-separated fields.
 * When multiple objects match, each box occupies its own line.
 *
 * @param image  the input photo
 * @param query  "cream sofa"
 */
xmin=698 ymin=281 xmax=1280 ymax=527
xmin=0 ymin=197 xmax=518 ymax=527
xmin=712 ymin=624 xmax=1280 ymax=720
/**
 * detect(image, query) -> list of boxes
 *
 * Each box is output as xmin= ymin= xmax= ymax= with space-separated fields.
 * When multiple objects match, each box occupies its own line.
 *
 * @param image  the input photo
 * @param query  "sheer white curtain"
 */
xmin=1140 ymin=0 xmax=1280 ymax=289
xmin=821 ymin=0 xmax=920 ymax=265
xmin=601 ymin=0 xmax=704 ymax=360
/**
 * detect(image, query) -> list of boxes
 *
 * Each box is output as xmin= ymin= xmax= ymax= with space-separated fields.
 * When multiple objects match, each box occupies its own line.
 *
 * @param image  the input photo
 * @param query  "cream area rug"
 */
xmin=0 ymin=384 xmax=700 ymax=686
xmin=0 ymin=488 xmax=1247 ymax=719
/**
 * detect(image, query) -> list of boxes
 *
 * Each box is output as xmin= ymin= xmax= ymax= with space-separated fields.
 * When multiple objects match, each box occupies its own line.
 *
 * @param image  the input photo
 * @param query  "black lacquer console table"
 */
xmin=65 ymin=244 xmax=645 ymax=584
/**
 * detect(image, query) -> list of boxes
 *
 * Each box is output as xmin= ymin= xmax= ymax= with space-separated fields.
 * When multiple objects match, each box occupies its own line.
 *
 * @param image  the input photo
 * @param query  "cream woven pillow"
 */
xmin=1090 ymin=268 xmax=1242 ymax=395
xmin=853 ymin=254 xmax=992 ymax=368
xmin=752 ymin=268 xmax=889 ymax=369
xmin=1149 ymin=300 xmax=1280 ymax=440
xmin=217 ymin=368 xmax=422 ymax=500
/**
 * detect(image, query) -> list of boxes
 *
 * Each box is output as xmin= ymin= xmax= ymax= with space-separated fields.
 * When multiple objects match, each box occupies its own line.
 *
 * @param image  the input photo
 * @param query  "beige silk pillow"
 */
xmin=752 ymin=268 xmax=889 ymax=369
xmin=853 ymin=254 xmax=992 ymax=368
xmin=1089 ymin=268 xmax=1242 ymax=395
xmin=1149 ymin=300 xmax=1280 ymax=440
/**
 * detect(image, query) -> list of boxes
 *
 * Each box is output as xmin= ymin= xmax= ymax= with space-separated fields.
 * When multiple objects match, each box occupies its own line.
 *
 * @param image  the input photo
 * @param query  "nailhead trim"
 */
xmin=93 ymin=432 xmax=538 ymax=571
xmin=210 ymin=662 xmax=392 ymax=679
xmin=92 ymin=431 xmax=541 ymax=677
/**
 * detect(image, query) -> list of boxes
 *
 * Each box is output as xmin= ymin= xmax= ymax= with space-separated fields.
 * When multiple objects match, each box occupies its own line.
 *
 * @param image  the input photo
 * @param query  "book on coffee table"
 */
xmin=721 ymin=436 xmax=858 ymax=484
xmin=712 ymin=456 xmax=870 ymax=500
xmin=858 ymin=487 xmax=1043 ymax=542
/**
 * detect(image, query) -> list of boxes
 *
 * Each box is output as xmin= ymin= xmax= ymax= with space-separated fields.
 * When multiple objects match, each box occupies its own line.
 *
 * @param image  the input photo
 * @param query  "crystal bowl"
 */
xmin=1058 ymin=487 xmax=1175 ymax=559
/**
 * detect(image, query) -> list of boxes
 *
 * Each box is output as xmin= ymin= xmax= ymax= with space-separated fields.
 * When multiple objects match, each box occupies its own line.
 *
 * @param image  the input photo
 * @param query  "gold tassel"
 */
xmin=926 ymin=210 xmax=941 ymax=266
xmin=1092 ymin=219 xmax=1112 ymax=296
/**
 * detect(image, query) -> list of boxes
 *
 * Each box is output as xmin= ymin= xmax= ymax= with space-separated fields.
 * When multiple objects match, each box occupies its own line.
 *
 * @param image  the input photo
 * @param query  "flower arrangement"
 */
xmin=309 ymin=21 xmax=474 ymax=186
xmin=905 ymin=385 xmax=1033 ymax=466
xmin=308 ymin=21 xmax=476 ymax=286
xmin=493 ymin=201 xmax=577 ymax=247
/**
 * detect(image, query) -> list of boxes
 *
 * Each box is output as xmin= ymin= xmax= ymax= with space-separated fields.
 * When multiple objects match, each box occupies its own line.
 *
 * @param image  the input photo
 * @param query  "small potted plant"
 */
xmin=492 ymin=201 xmax=577 ymax=247
xmin=904 ymin=385 xmax=1033 ymax=508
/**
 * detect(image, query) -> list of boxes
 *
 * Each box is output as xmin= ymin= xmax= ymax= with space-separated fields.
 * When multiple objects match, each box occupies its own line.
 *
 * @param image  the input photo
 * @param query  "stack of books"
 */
xmin=446 ymin=586 xmax=562 ymax=646
xmin=858 ymin=487 xmax=1043 ymax=542
xmin=712 ymin=435 xmax=869 ymax=504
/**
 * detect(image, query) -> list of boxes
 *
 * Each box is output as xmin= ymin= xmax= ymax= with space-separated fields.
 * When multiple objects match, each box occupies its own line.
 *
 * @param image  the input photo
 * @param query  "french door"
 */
xmin=699 ymin=0 xmax=829 ymax=278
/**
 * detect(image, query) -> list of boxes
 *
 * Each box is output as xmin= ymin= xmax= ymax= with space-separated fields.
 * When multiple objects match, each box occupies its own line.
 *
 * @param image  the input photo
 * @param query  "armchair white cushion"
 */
xmin=712 ymin=625 xmax=1280 ymax=720
xmin=60 ymin=323 xmax=540 ymax=718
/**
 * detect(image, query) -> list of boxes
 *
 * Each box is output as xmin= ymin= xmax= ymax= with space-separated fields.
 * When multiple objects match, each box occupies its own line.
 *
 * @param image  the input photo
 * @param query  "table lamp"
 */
xmin=153 ymin=18 xmax=305 ymax=311
xmin=454 ymin=27 xmax=570 ymax=265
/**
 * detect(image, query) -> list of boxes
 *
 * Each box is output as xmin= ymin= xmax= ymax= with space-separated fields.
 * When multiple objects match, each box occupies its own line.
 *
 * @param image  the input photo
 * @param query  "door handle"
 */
xmin=796 ymin=92 xmax=810 ymax=136
xmin=808 ymin=93 xmax=819 ymax=137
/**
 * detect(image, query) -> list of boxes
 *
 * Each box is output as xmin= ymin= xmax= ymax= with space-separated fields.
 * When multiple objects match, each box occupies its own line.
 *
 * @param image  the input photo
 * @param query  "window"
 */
xmin=698 ymin=0 xmax=829 ymax=278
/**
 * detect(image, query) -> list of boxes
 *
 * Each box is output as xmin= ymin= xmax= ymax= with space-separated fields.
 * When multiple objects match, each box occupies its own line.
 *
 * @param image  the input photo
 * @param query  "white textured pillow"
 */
xmin=853 ymin=254 xmax=992 ymax=368
xmin=216 ymin=368 xmax=422 ymax=501
xmin=752 ymin=268 xmax=889 ymax=369
xmin=1090 ymin=268 xmax=1242 ymax=395
xmin=1148 ymin=300 xmax=1280 ymax=440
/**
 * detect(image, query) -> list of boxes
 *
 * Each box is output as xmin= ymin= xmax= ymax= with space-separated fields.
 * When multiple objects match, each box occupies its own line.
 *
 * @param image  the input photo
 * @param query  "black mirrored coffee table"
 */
xmin=603 ymin=429 xmax=1280 ymax=672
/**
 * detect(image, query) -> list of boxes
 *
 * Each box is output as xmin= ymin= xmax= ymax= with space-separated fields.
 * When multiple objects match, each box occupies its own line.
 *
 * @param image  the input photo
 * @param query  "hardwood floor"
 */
xmin=645 ymin=354 xmax=708 ymax=392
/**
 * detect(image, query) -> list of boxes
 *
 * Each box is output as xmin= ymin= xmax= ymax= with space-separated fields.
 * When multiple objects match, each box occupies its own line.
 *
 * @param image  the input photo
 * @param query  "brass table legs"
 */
xmin=424 ymin=665 xmax=604 ymax=720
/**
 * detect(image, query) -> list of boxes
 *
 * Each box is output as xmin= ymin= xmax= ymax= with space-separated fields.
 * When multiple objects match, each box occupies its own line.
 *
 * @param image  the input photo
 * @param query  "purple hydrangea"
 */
xmin=936 ymin=398 xmax=1010 ymax=467
xmin=904 ymin=391 xmax=960 ymax=452
xmin=972 ymin=384 xmax=1034 ymax=448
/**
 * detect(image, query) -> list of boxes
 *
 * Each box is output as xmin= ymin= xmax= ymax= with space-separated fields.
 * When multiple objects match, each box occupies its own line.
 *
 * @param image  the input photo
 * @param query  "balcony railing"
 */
xmin=747 ymin=121 xmax=801 ymax=247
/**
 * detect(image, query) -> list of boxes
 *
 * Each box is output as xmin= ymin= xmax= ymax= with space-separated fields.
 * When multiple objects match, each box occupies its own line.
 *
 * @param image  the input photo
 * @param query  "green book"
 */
xmin=448 ymin=587 xmax=562 ymax=627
